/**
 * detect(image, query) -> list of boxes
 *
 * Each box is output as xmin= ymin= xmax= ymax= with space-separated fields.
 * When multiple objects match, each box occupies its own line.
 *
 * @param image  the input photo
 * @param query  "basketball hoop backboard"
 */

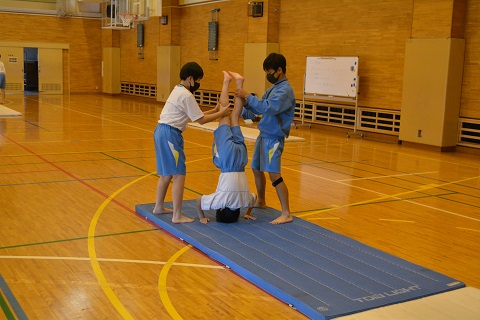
xmin=101 ymin=0 xmax=155 ymax=29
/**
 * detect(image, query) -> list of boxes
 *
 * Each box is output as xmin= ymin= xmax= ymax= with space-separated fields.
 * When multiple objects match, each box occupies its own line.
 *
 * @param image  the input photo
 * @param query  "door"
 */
xmin=0 ymin=46 xmax=25 ymax=92
xmin=24 ymin=47 xmax=39 ymax=91
xmin=38 ymin=48 xmax=63 ymax=94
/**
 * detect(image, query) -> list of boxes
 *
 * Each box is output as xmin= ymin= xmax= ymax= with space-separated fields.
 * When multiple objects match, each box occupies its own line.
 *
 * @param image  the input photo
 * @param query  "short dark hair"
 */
xmin=263 ymin=53 xmax=287 ymax=74
xmin=216 ymin=208 xmax=240 ymax=223
xmin=180 ymin=62 xmax=204 ymax=81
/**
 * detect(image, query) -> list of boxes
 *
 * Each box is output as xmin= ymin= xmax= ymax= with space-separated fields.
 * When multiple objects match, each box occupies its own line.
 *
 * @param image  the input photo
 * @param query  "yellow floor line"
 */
xmin=379 ymin=219 xmax=415 ymax=223
xmin=158 ymin=245 xmax=192 ymax=320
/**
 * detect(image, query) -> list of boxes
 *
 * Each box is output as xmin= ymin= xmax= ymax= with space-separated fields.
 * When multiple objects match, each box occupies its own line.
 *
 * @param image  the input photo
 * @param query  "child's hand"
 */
xmin=219 ymin=103 xmax=230 ymax=117
xmin=200 ymin=217 xmax=210 ymax=224
xmin=235 ymin=88 xmax=250 ymax=99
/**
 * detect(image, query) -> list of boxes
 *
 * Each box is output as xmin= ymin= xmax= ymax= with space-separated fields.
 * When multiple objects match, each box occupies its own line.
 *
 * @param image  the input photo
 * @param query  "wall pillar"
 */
xmin=243 ymin=0 xmax=280 ymax=96
xmin=101 ymin=29 xmax=121 ymax=94
xmin=157 ymin=1 xmax=181 ymax=102
xmin=399 ymin=0 xmax=466 ymax=150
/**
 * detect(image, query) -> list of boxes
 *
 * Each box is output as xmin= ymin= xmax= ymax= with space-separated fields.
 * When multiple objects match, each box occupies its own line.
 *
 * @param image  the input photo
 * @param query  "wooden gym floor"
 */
xmin=0 ymin=93 xmax=479 ymax=319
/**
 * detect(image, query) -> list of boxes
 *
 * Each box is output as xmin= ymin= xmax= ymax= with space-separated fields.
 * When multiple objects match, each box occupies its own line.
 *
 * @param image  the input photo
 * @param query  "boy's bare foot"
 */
xmin=228 ymin=71 xmax=245 ymax=88
xmin=223 ymin=70 xmax=232 ymax=82
xmin=199 ymin=217 xmax=210 ymax=224
xmin=172 ymin=214 xmax=195 ymax=223
xmin=153 ymin=207 xmax=174 ymax=214
xmin=244 ymin=214 xmax=257 ymax=220
xmin=270 ymin=213 xmax=293 ymax=225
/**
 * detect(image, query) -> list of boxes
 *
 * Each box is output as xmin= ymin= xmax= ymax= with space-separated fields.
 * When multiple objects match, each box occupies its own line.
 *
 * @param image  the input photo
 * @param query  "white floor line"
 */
xmin=338 ymin=171 xmax=438 ymax=181
xmin=286 ymin=166 xmax=480 ymax=222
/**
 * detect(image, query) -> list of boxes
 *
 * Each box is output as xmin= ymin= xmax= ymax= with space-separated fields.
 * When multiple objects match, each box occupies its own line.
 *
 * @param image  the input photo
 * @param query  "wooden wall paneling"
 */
xmin=279 ymin=1 xmax=413 ymax=111
xmin=460 ymin=1 xmax=480 ymax=119
xmin=120 ymin=18 xmax=159 ymax=85
xmin=451 ymin=0 xmax=467 ymax=38
xmin=411 ymin=0 xmax=455 ymax=38
xmin=266 ymin=0 xmax=280 ymax=43
xmin=246 ymin=0 xmax=271 ymax=44
xmin=179 ymin=1 xmax=247 ymax=91
xmin=61 ymin=18 xmax=102 ymax=93
xmin=170 ymin=7 xmax=183 ymax=47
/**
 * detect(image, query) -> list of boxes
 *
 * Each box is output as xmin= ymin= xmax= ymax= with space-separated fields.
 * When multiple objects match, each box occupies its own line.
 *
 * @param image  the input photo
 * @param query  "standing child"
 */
xmin=154 ymin=62 xmax=230 ymax=223
xmin=0 ymin=54 xmax=6 ymax=105
xmin=196 ymin=71 xmax=257 ymax=224
xmin=235 ymin=53 xmax=296 ymax=224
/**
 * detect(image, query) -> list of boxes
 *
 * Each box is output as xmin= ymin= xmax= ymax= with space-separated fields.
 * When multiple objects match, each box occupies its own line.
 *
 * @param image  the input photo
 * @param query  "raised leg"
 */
xmin=228 ymin=71 xmax=245 ymax=127
xmin=218 ymin=71 xmax=232 ymax=127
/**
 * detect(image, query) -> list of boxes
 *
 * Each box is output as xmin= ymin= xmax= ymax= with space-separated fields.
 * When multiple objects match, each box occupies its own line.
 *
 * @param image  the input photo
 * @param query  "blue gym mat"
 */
xmin=135 ymin=201 xmax=465 ymax=319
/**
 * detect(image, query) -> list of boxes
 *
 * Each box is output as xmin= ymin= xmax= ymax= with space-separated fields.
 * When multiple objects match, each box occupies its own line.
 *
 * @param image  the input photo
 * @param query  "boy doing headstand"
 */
xmin=196 ymin=71 xmax=257 ymax=224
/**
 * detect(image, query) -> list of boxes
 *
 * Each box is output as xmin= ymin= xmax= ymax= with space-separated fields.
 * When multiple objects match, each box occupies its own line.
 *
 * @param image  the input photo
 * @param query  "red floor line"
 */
xmin=3 ymin=135 xmax=138 ymax=216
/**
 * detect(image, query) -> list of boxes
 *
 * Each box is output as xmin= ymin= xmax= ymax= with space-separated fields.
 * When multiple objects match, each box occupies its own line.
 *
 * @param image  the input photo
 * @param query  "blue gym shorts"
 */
xmin=0 ymin=74 xmax=5 ymax=89
xmin=251 ymin=136 xmax=284 ymax=174
xmin=154 ymin=123 xmax=186 ymax=176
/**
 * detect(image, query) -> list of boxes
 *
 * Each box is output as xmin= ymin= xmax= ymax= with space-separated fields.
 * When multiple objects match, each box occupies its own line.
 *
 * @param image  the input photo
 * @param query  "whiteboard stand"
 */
xmin=347 ymin=80 xmax=363 ymax=139
xmin=295 ymin=96 xmax=312 ymax=129
xmin=346 ymin=95 xmax=364 ymax=139
xmin=294 ymin=73 xmax=312 ymax=129
xmin=303 ymin=56 xmax=362 ymax=139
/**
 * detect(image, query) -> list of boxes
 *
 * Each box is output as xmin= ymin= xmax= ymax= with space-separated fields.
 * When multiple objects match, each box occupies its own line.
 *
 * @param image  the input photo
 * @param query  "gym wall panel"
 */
xmin=0 ymin=12 xmax=102 ymax=93
xmin=120 ymin=18 xmax=159 ymax=85
xmin=399 ymin=38 xmax=465 ymax=148
xmin=461 ymin=0 xmax=480 ymax=119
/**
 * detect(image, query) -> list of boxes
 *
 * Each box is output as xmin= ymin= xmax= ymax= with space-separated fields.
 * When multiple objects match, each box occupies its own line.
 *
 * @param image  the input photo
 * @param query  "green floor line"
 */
xmin=0 ymin=228 xmax=159 ymax=250
xmin=0 ymin=291 xmax=16 ymax=320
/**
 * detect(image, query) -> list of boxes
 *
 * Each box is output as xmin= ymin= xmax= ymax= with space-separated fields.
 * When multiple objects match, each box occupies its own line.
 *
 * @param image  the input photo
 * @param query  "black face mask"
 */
xmin=190 ymin=80 xmax=200 ymax=93
xmin=266 ymin=73 xmax=278 ymax=84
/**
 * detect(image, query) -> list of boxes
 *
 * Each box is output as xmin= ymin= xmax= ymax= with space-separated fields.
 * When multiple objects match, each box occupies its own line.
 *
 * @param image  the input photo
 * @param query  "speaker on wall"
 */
xmin=208 ymin=21 xmax=218 ymax=51
xmin=248 ymin=2 xmax=263 ymax=17
xmin=137 ymin=23 xmax=144 ymax=48
xmin=252 ymin=3 xmax=263 ymax=16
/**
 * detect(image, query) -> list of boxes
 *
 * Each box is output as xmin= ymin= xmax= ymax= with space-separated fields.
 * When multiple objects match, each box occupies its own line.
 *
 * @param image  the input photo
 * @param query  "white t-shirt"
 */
xmin=201 ymin=172 xmax=256 ymax=210
xmin=159 ymin=85 xmax=204 ymax=131
xmin=0 ymin=61 xmax=5 ymax=74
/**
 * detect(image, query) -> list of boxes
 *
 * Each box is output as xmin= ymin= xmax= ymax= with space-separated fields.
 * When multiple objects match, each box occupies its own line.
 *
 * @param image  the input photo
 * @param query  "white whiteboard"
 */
xmin=304 ymin=56 xmax=358 ymax=98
